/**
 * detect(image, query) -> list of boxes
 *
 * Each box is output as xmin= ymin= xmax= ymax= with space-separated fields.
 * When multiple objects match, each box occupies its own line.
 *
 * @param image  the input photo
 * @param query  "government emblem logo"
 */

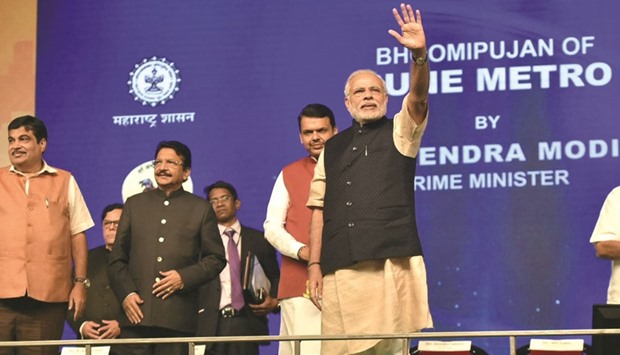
xmin=128 ymin=57 xmax=181 ymax=107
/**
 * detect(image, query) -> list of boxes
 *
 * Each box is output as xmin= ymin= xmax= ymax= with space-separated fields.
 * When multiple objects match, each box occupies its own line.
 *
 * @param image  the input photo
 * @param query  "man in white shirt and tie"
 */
xmin=197 ymin=180 xmax=280 ymax=355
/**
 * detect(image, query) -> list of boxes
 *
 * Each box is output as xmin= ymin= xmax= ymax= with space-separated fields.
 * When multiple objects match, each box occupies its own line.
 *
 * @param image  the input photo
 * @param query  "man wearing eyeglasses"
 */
xmin=307 ymin=4 xmax=433 ymax=354
xmin=108 ymin=141 xmax=226 ymax=355
xmin=67 ymin=203 xmax=124 ymax=343
xmin=197 ymin=180 xmax=280 ymax=355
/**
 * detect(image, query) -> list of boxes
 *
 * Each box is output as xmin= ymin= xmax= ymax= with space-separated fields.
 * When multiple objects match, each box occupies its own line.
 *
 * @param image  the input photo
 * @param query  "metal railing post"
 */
xmin=401 ymin=337 xmax=409 ymax=355
xmin=293 ymin=339 xmax=301 ymax=355
xmin=509 ymin=335 xmax=516 ymax=355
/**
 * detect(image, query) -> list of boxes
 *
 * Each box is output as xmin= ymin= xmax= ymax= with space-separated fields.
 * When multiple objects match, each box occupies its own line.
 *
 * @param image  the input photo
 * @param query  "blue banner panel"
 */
xmin=35 ymin=1 xmax=619 ymax=353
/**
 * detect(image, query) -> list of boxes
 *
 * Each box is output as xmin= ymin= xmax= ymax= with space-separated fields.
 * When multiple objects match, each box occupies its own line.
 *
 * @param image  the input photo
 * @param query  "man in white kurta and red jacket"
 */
xmin=264 ymin=104 xmax=337 ymax=355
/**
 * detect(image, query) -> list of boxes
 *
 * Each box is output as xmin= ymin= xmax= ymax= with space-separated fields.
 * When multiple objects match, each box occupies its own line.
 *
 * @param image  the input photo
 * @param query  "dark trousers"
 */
xmin=0 ymin=297 xmax=67 ymax=355
xmin=208 ymin=315 xmax=260 ymax=355
xmin=111 ymin=326 xmax=191 ymax=355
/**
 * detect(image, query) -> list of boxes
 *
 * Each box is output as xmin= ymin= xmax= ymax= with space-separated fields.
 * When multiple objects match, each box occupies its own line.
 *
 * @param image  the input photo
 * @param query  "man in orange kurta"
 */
xmin=0 ymin=115 xmax=94 ymax=355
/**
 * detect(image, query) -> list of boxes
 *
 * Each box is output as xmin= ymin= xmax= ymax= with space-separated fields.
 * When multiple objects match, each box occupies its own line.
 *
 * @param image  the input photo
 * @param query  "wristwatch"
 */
xmin=74 ymin=277 xmax=91 ymax=288
xmin=412 ymin=52 xmax=428 ymax=66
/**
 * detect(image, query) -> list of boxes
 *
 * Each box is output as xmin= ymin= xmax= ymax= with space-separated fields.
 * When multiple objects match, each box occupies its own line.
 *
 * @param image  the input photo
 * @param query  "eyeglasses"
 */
xmin=153 ymin=159 xmax=183 ymax=168
xmin=209 ymin=195 xmax=233 ymax=205
xmin=103 ymin=220 xmax=120 ymax=228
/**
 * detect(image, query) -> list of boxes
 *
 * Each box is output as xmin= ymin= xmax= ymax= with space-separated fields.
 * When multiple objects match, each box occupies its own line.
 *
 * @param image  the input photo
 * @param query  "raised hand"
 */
xmin=388 ymin=3 xmax=426 ymax=52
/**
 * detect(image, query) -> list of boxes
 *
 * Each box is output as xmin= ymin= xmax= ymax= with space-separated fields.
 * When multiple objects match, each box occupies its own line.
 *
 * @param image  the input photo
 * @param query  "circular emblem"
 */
xmin=128 ymin=57 xmax=181 ymax=107
xmin=121 ymin=160 xmax=193 ymax=202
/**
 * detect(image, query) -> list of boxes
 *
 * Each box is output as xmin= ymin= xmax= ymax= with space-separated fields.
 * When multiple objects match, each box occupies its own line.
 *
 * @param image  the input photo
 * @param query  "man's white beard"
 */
xmin=349 ymin=105 xmax=388 ymax=124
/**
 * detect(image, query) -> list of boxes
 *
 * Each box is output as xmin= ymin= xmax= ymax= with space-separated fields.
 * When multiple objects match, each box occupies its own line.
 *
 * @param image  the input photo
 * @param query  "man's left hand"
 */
xmin=68 ymin=284 xmax=87 ymax=320
xmin=388 ymin=3 xmax=426 ymax=53
xmin=248 ymin=295 xmax=279 ymax=316
xmin=152 ymin=270 xmax=184 ymax=300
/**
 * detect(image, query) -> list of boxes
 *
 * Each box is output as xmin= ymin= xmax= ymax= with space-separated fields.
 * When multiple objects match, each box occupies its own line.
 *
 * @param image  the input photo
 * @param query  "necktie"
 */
xmin=225 ymin=229 xmax=244 ymax=310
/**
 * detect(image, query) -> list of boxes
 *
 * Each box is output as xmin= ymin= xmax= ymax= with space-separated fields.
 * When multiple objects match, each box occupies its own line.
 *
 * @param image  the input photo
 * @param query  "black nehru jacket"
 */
xmin=108 ymin=188 xmax=226 ymax=334
xmin=321 ymin=117 xmax=423 ymax=275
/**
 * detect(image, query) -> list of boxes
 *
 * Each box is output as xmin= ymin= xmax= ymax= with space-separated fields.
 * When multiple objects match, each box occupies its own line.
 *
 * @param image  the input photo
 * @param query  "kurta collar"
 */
xmin=9 ymin=160 xmax=57 ymax=177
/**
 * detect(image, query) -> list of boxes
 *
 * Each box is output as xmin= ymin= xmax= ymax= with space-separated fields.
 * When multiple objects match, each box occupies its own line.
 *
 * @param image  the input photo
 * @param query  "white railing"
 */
xmin=2 ymin=328 xmax=620 ymax=354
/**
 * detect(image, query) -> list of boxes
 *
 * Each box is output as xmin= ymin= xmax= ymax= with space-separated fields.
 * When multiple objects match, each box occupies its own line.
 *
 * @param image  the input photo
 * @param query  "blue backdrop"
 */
xmin=34 ymin=1 xmax=619 ymax=353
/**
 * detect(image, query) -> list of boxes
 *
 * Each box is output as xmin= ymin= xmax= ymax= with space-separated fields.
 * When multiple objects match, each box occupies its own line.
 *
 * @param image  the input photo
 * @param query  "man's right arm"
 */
xmin=388 ymin=3 xmax=429 ymax=126
xmin=264 ymin=171 xmax=307 ymax=260
xmin=306 ymin=151 xmax=327 ymax=310
xmin=307 ymin=208 xmax=323 ymax=310
xmin=591 ymin=187 xmax=620 ymax=260
xmin=595 ymin=240 xmax=620 ymax=260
